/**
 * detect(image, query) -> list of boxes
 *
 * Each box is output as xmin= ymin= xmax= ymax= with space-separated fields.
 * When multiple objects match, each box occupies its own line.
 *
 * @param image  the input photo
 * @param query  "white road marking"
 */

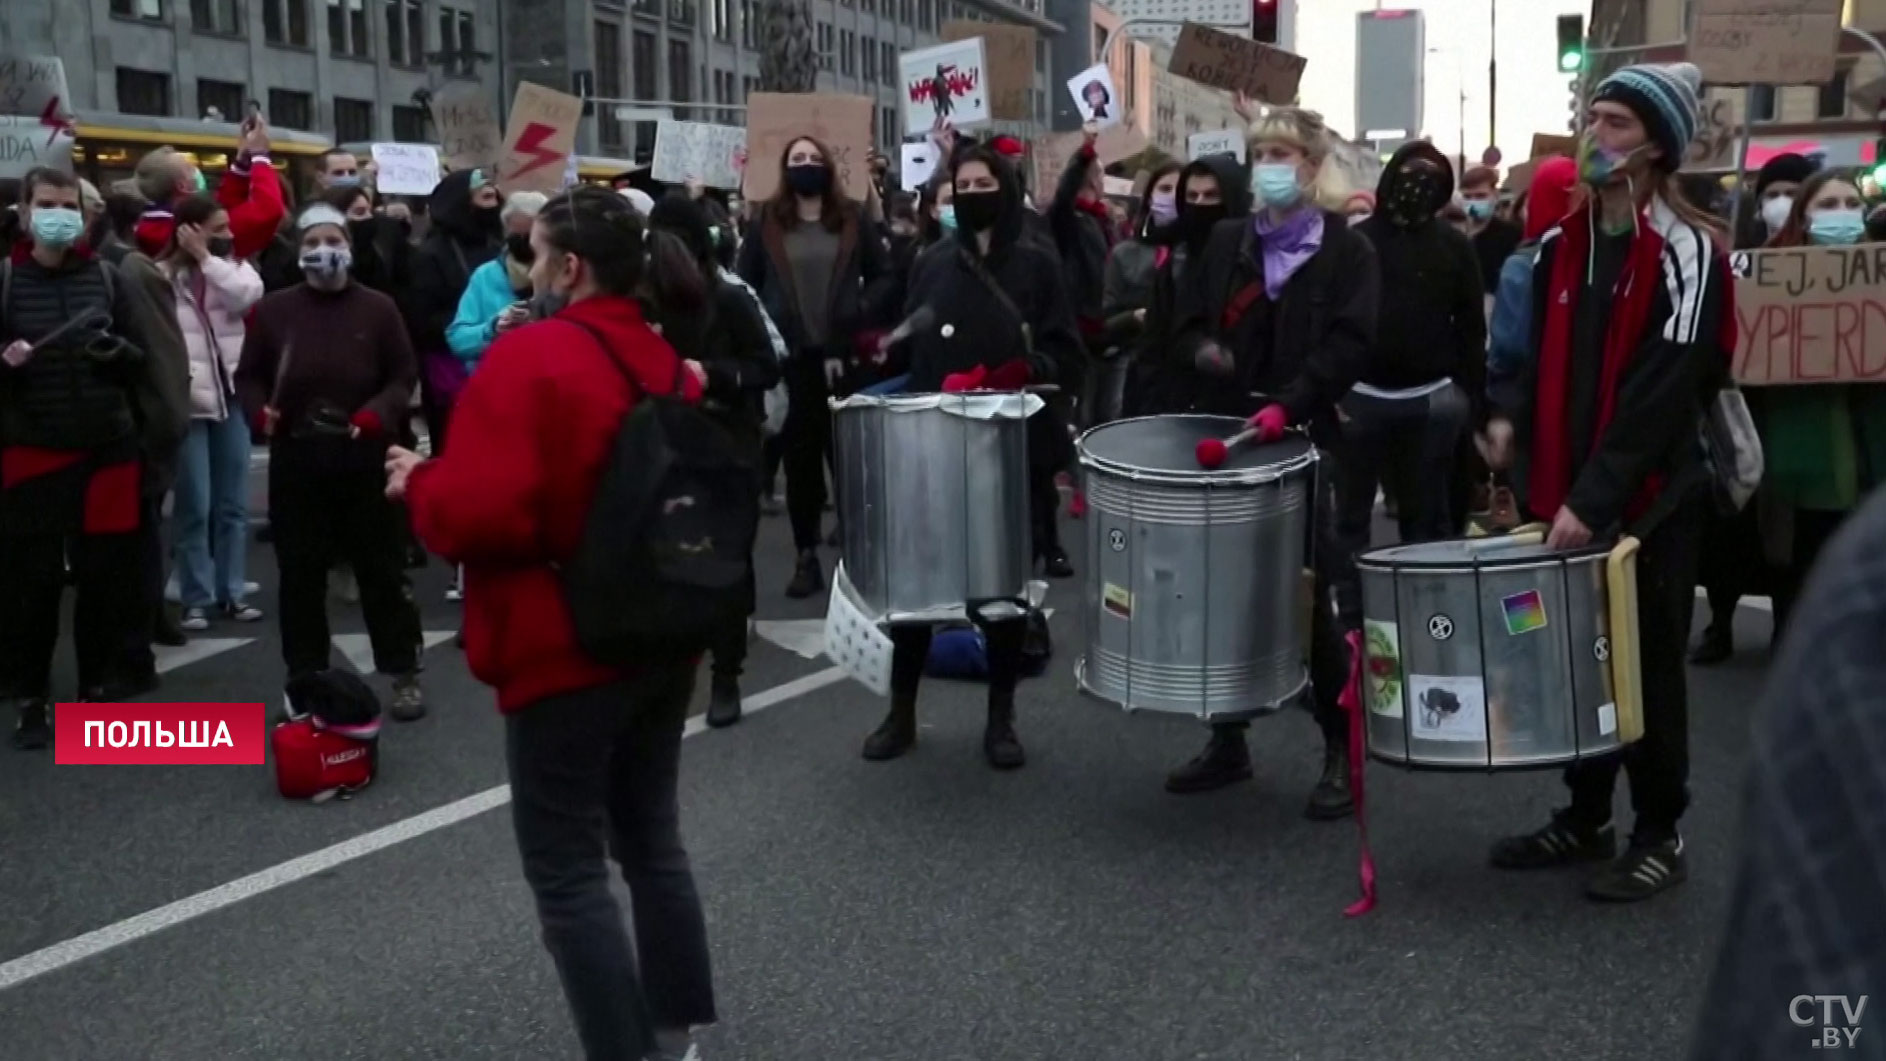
xmin=0 ymin=665 xmax=847 ymax=993
xmin=753 ymin=618 xmax=827 ymax=660
xmin=154 ymin=638 xmax=255 ymax=675
xmin=332 ymin=630 xmax=458 ymax=674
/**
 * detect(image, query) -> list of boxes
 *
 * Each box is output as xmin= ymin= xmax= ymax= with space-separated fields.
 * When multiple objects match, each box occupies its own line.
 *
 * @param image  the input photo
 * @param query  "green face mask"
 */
xmin=191 ymin=169 xmax=207 ymax=192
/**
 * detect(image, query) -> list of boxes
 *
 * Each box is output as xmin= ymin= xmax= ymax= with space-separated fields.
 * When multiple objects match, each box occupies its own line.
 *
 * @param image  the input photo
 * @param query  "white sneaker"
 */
xmin=243 ymin=580 xmax=260 ymax=596
xmin=180 ymin=607 xmax=210 ymax=632
xmin=333 ymin=568 xmax=359 ymax=604
xmin=445 ymin=565 xmax=464 ymax=603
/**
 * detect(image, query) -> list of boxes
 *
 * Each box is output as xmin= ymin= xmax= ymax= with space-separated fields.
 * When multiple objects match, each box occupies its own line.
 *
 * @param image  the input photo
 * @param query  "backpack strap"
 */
xmin=562 ymin=317 xmax=687 ymax=401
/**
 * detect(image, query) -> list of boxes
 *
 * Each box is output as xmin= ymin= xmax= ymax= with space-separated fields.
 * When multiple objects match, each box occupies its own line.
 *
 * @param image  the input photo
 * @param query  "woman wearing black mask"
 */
xmin=736 ymin=136 xmax=893 ymax=599
xmin=322 ymin=185 xmax=410 ymax=298
xmin=1096 ymin=161 xmax=1182 ymax=423
xmin=864 ymin=144 xmax=1081 ymax=769
xmin=1127 ymin=153 xmax=1250 ymax=417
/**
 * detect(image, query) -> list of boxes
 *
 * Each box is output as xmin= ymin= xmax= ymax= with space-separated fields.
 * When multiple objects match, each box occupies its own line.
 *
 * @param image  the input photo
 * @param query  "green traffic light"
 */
xmin=1560 ymin=49 xmax=1583 ymax=72
xmin=1872 ymin=162 xmax=1886 ymax=185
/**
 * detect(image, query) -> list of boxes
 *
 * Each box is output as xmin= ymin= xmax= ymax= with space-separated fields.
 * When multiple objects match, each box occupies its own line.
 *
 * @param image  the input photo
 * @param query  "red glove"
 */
xmin=1247 ymin=404 xmax=1289 ymax=443
xmin=982 ymin=359 xmax=1032 ymax=392
xmin=941 ymin=364 xmax=988 ymax=393
xmin=349 ymin=409 xmax=384 ymax=439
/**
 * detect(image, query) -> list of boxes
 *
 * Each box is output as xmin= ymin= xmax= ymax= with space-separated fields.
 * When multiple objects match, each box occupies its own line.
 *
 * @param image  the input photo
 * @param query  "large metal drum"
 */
xmin=1357 ymin=536 xmax=1641 ymax=769
xmin=1076 ymin=415 xmax=1317 ymax=720
xmin=831 ymin=392 xmax=1039 ymax=624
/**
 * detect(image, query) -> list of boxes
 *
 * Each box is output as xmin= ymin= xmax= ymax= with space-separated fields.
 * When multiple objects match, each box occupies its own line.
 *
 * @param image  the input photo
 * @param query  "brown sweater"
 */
xmin=234 ymin=281 xmax=416 ymax=440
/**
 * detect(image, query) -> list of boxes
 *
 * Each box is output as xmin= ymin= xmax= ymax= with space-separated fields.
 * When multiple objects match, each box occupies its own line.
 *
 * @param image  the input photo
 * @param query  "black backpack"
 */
xmin=559 ymin=320 xmax=761 ymax=663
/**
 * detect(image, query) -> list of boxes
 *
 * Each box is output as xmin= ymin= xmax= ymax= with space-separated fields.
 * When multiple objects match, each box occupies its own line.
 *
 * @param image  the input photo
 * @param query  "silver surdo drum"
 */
xmin=832 ymin=391 xmax=1040 ymax=624
xmin=1076 ymin=415 xmax=1317 ymax=720
xmin=1356 ymin=535 xmax=1642 ymax=769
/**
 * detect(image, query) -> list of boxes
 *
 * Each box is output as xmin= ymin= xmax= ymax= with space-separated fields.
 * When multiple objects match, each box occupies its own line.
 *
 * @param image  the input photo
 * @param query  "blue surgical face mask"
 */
xmin=29 ymin=207 xmax=84 ymax=249
xmin=1464 ymin=199 xmax=1495 ymax=222
xmin=328 ymin=174 xmax=361 ymax=188
xmin=1252 ymin=163 xmax=1303 ymax=209
xmin=937 ymin=204 xmax=957 ymax=232
xmin=1808 ymin=208 xmax=1866 ymax=246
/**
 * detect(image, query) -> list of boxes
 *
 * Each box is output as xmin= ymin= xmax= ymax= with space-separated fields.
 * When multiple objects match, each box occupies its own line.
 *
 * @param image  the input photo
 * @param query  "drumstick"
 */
xmin=1463 ymin=529 xmax=1547 ymax=552
xmin=1194 ymin=426 xmax=1259 ymax=470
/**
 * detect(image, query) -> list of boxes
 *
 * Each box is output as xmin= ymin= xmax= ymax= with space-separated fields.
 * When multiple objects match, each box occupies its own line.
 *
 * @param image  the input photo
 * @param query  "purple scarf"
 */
xmin=1252 ymin=207 xmax=1325 ymax=300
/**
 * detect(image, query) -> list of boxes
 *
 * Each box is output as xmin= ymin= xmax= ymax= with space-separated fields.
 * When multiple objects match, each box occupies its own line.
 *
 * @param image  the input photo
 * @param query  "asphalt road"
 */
xmin=0 ymin=449 xmax=1787 ymax=1061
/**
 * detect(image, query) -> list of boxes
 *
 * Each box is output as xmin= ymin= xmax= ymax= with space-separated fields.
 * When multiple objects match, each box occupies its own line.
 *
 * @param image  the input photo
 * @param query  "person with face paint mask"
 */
xmin=736 ymin=135 xmax=895 ymax=599
xmin=1482 ymin=61 xmax=1734 ymax=903
xmin=160 ymin=194 xmax=267 ymax=635
xmin=322 ymin=185 xmax=411 ymax=300
xmin=1090 ymin=161 xmax=1183 ymax=425
xmin=1159 ymin=108 xmax=1378 ymax=819
xmin=234 ymin=203 xmax=425 ymax=722
xmin=406 ymin=168 xmax=505 ymax=458
xmin=392 ymin=187 xmax=718 ymax=1061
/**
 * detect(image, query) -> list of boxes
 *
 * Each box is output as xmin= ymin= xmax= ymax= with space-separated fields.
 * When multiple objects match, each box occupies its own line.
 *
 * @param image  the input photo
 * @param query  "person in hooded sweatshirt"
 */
xmin=864 ymin=143 xmax=1082 ymax=771
xmin=405 ymin=168 xmax=503 ymax=455
xmin=1096 ymin=161 xmax=1182 ymax=425
xmin=1344 ymin=141 xmax=1486 ymax=547
xmin=1159 ymin=108 xmax=1379 ymax=820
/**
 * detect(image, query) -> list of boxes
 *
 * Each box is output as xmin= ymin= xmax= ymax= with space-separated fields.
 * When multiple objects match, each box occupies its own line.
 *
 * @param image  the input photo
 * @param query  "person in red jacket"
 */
xmin=132 ymin=116 xmax=285 ymax=261
xmin=387 ymin=186 xmax=714 ymax=1061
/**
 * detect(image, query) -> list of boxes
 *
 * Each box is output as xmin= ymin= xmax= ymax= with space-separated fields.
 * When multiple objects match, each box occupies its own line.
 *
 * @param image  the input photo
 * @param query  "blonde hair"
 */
xmin=1246 ymin=107 xmax=1354 ymax=211
xmin=134 ymin=146 xmax=187 ymax=203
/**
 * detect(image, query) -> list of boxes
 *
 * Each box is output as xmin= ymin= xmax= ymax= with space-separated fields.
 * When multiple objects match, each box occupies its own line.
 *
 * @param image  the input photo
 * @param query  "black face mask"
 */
xmin=1179 ymin=203 xmax=1227 ymax=244
xmin=505 ymin=233 xmax=534 ymax=264
xmin=1384 ymin=168 xmax=1446 ymax=227
xmin=784 ymin=164 xmax=831 ymax=198
xmin=475 ymin=204 xmax=503 ymax=234
xmin=952 ymin=191 xmax=1002 ymax=234
xmin=207 ymin=236 xmax=235 ymax=258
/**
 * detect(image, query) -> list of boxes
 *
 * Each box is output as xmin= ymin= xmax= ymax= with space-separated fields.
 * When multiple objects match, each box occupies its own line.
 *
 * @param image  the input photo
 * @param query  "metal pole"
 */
xmin=1488 ymin=0 xmax=1496 ymax=156
xmin=1726 ymin=84 xmax=1757 ymax=227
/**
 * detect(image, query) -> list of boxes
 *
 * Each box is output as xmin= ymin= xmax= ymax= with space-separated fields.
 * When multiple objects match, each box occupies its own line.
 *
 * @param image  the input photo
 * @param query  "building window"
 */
xmin=116 ymin=68 xmax=173 ymax=116
xmin=1817 ymin=66 xmax=1851 ymax=119
xmin=881 ymin=42 xmax=895 ymax=87
xmin=334 ymin=97 xmax=375 ymax=141
xmin=392 ymin=103 xmax=429 ymax=141
xmin=269 ymin=88 xmax=314 ymax=130
xmin=437 ymin=6 xmax=476 ymax=74
xmin=741 ymin=0 xmax=760 ymax=48
xmin=596 ymin=20 xmax=625 ymax=150
xmin=327 ymin=0 xmax=368 ymax=56
xmin=386 ymin=0 xmax=423 ymax=66
xmin=668 ymin=40 xmax=692 ymax=118
xmin=111 ymin=0 xmax=165 ymax=19
xmin=918 ymin=0 xmax=932 ymax=31
xmin=862 ymin=0 xmax=873 ymax=13
xmin=862 ymin=37 xmax=877 ymax=83
xmin=899 ymin=0 xmax=911 ymax=26
xmin=197 ymin=79 xmax=246 ymax=122
xmin=668 ymin=0 xmax=694 ymax=27
xmin=710 ymin=0 xmax=731 ymax=41
xmin=817 ymin=22 xmax=833 ymax=70
xmin=632 ymin=30 xmax=658 ymax=99
xmin=265 ymin=0 xmax=312 ymax=45
xmin=1037 ymin=40 xmax=1046 ymax=72
xmin=1748 ymin=84 xmax=1777 ymax=122
xmin=840 ymin=30 xmax=856 ymax=77
xmin=192 ymin=0 xmax=241 ymax=34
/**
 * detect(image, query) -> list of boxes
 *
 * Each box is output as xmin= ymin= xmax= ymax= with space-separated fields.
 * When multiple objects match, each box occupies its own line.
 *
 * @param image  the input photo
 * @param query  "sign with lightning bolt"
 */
xmin=496 ymin=81 xmax=584 ymax=195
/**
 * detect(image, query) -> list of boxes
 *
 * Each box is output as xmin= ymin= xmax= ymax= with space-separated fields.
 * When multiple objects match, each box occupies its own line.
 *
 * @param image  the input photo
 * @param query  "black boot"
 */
xmin=786 ymin=549 xmax=824 ymax=599
xmin=12 ymin=699 xmax=51 ymax=751
xmin=1040 ymin=546 xmax=1074 ymax=579
xmin=706 ymin=675 xmax=743 ymax=728
xmin=862 ymin=692 xmax=917 ymax=760
xmin=1304 ymin=731 xmax=1354 ymax=821
xmin=1165 ymin=725 xmax=1251 ymax=793
xmin=983 ymin=689 xmax=1025 ymax=769
xmin=1689 ymin=622 xmax=1732 ymax=665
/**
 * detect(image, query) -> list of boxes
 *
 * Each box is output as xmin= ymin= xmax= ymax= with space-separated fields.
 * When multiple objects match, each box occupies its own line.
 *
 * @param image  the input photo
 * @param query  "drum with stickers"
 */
xmin=1355 ymin=530 xmax=1646 ymax=769
xmin=1075 ymin=415 xmax=1317 ymax=720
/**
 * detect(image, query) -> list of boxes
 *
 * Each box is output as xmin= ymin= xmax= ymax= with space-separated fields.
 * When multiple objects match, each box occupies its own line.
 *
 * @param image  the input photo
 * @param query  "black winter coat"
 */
xmin=735 ymin=205 xmax=893 ymax=361
xmin=1047 ymin=144 xmax=1111 ymax=329
xmin=407 ymin=171 xmax=501 ymax=354
xmin=646 ymin=278 xmax=781 ymax=438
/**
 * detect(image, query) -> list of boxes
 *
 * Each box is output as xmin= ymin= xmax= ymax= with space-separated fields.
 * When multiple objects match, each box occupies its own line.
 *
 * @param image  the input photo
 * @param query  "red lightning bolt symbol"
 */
xmin=508 ymin=122 xmax=562 ymax=180
xmin=39 ymin=96 xmax=74 ymax=149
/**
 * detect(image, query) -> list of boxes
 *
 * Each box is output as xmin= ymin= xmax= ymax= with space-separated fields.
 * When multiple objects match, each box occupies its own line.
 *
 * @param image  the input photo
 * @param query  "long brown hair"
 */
xmin=764 ymin=135 xmax=851 ymax=233
xmin=1766 ymin=169 xmax=1861 ymax=249
xmin=1566 ymin=166 xmax=1729 ymax=248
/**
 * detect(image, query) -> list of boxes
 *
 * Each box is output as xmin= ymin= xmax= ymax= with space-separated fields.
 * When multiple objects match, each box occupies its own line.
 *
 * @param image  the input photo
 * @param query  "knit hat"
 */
xmin=1755 ymin=152 xmax=1816 ymax=195
xmin=1591 ymin=62 xmax=1703 ymax=172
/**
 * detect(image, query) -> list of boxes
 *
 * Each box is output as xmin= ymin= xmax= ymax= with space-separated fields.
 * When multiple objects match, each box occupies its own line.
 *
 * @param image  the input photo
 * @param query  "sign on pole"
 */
xmin=1689 ymin=0 xmax=1844 ymax=86
xmin=1732 ymin=245 xmax=1886 ymax=385
xmin=899 ymin=38 xmax=990 ymax=136
xmin=1167 ymin=23 xmax=1306 ymax=105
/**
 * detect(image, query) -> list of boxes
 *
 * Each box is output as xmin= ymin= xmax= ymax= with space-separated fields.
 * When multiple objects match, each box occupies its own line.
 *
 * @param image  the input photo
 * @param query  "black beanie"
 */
xmin=1755 ymin=153 xmax=1816 ymax=196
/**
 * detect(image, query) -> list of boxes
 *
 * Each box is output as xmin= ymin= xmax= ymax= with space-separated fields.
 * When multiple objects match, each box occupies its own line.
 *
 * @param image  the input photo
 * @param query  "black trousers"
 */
xmin=780 ymin=354 xmax=834 ymax=552
xmin=1772 ymin=507 xmax=1846 ymax=636
xmin=268 ymin=438 xmax=420 ymax=677
xmin=889 ymin=612 xmax=1027 ymax=702
xmin=1334 ymin=384 xmax=1470 ymax=548
xmin=122 ymin=494 xmax=168 ymax=681
xmin=1564 ymin=499 xmax=1704 ymax=838
xmin=1694 ymin=501 xmax=1766 ymax=628
xmin=0 ymin=528 xmax=141 ymax=699
xmin=1028 ymin=405 xmax=1073 ymax=556
xmin=506 ymin=665 xmax=717 ymax=1061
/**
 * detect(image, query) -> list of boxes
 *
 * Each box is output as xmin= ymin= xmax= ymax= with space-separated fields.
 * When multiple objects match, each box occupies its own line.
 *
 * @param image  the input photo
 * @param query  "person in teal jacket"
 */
xmin=446 ymin=191 xmax=546 ymax=370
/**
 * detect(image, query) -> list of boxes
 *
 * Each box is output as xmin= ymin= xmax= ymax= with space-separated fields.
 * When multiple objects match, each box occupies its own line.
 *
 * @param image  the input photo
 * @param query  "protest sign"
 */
xmin=0 ymin=55 xmax=71 ymax=123
xmin=743 ymin=93 xmax=874 ymax=202
xmin=941 ymin=21 xmax=1034 ymax=122
xmin=1031 ymin=125 xmax=1147 ymax=197
xmin=1683 ymin=94 xmax=1742 ymax=171
xmin=0 ymin=113 xmax=75 ymax=179
xmin=369 ymin=143 xmax=441 ymax=196
xmin=652 ymin=119 xmax=746 ymax=189
xmin=1102 ymin=175 xmax=1135 ymax=197
xmin=1690 ymin=0 xmax=1844 ymax=86
xmin=1732 ymin=244 xmax=1886 ymax=385
xmin=432 ymin=84 xmax=502 ymax=174
xmin=1530 ymin=133 xmax=1576 ymax=160
xmin=1067 ymin=62 xmax=1123 ymax=129
xmin=1187 ymin=128 xmax=1246 ymax=163
xmin=496 ymin=82 xmax=584 ymax=194
xmin=900 ymin=141 xmax=938 ymax=192
xmin=900 ymin=38 xmax=990 ymax=136
xmin=1167 ymin=23 xmax=1306 ymax=105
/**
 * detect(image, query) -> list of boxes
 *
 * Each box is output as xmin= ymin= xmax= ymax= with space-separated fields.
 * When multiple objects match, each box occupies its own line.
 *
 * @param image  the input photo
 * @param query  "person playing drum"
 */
xmin=861 ymin=143 xmax=1081 ymax=769
xmin=1156 ymin=108 xmax=1381 ymax=819
xmin=1482 ymin=62 xmax=1732 ymax=902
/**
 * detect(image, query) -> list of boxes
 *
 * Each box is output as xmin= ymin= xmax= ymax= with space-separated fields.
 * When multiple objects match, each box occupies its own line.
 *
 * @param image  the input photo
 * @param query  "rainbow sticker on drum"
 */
xmin=1500 ymin=589 xmax=1549 ymax=636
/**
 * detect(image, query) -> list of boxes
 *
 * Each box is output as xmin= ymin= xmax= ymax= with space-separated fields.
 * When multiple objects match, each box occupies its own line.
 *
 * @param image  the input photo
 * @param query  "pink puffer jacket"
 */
xmin=170 ymin=255 xmax=265 ymax=421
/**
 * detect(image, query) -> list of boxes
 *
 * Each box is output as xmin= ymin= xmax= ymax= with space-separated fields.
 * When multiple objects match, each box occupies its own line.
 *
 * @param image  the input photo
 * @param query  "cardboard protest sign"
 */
xmin=0 ymin=113 xmax=75 ymax=180
xmin=1530 ymin=133 xmax=1576 ymax=160
xmin=1102 ymin=175 xmax=1136 ymax=197
xmin=496 ymin=82 xmax=583 ymax=194
xmin=652 ymin=119 xmax=746 ymax=189
xmin=900 ymin=141 xmax=938 ymax=192
xmin=432 ymin=84 xmax=503 ymax=174
xmin=900 ymin=39 xmax=990 ymax=136
xmin=742 ymin=93 xmax=874 ymax=202
xmin=0 ymin=55 xmax=72 ymax=123
xmin=1503 ymin=159 xmax=1538 ymax=195
xmin=1683 ymin=94 xmax=1742 ymax=171
xmin=1030 ymin=125 xmax=1147 ymax=197
xmin=370 ymin=143 xmax=441 ymax=196
xmin=1324 ymin=137 xmax=1384 ymax=200
xmin=1168 ymin=23 xmax=1306 ymax=106
xmin=1690 ymin=0 xmax=1843 ymax=86
xmin=1067 ymin=63 xmax=1122 ymax=129
xmin=1731 ymin=244 xmax=1886 ymax=385
xmin=1187 ymin=128 xmax=1246 ymax=163
xmin=941 ymin=21 xmax=1035 ymax=122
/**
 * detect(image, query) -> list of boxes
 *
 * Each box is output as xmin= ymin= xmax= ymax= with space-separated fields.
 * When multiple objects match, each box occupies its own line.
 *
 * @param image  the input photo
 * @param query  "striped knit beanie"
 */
xmin=1591 ymin=62 xmax=1703 ymax=172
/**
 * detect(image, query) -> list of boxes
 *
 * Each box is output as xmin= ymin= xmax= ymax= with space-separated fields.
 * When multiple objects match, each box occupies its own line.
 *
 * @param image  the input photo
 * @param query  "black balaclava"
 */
xmin=1376 ymin=140 xmax=1456 ymax=228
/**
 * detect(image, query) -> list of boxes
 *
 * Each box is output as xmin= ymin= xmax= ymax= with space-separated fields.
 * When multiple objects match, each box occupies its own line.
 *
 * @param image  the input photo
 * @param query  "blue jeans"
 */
xmin=172 ymin=414 xmax=253 ymax=608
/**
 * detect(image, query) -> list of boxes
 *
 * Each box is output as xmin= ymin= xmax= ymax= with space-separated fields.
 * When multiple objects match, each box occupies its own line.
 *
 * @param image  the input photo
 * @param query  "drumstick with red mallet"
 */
xmin=1194 ymin=426 xmax=1260 ymax=470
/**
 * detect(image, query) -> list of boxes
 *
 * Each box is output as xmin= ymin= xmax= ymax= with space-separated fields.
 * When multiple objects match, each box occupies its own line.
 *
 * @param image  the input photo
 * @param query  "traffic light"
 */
xmin=1254 ymin=0 xmax=1277 ymax=44
xmin=1873 ymin=138 xmax=1886 ymax=187
xmin=1557 ymin=14 xmax=1585 ymax=73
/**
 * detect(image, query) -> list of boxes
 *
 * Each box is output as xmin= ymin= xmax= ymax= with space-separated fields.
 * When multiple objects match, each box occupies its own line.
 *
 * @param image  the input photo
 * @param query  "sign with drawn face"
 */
xmin=899 ymin=38 xmax=990 ymax=137
xmin=1067 ymin=62 xmax=1122 ymax=129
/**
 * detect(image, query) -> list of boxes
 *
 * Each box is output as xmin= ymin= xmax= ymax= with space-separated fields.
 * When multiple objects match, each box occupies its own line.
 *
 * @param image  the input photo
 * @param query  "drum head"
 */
xmin=1361 ymin=537 xmax=1610 ymax=568
xmin=1079 ymin=415 xmax=1314 ymax=475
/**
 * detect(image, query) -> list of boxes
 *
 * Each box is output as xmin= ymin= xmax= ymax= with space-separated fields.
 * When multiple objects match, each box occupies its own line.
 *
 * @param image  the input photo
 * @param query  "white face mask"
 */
xmin=1760 ymin=194 xmax=1794 ymax=233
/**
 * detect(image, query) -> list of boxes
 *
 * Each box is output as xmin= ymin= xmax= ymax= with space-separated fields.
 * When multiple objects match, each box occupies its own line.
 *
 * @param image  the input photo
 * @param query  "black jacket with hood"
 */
xmin=1048 ymin=143 xmax=1113 ymax=332
xmin=898 ymin=152 xmax=1083 ymax=393
xmin=406 ymin=170 xmax=501 ymax=354
xmin=1353 ymin=141 xmax=1488 ymax=417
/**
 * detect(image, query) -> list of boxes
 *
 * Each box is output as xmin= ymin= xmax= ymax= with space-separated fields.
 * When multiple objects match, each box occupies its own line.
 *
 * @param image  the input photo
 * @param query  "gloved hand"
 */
xmin=1193 ymin=341 xmax=1235 ymax=377
xmin=941 ymin=364 xmax=989 ymax=393
xmin=983 ymin=359 xmax=1032 ymax=391
xmin=1247 ymin=403 xmax=1289 ymax=443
